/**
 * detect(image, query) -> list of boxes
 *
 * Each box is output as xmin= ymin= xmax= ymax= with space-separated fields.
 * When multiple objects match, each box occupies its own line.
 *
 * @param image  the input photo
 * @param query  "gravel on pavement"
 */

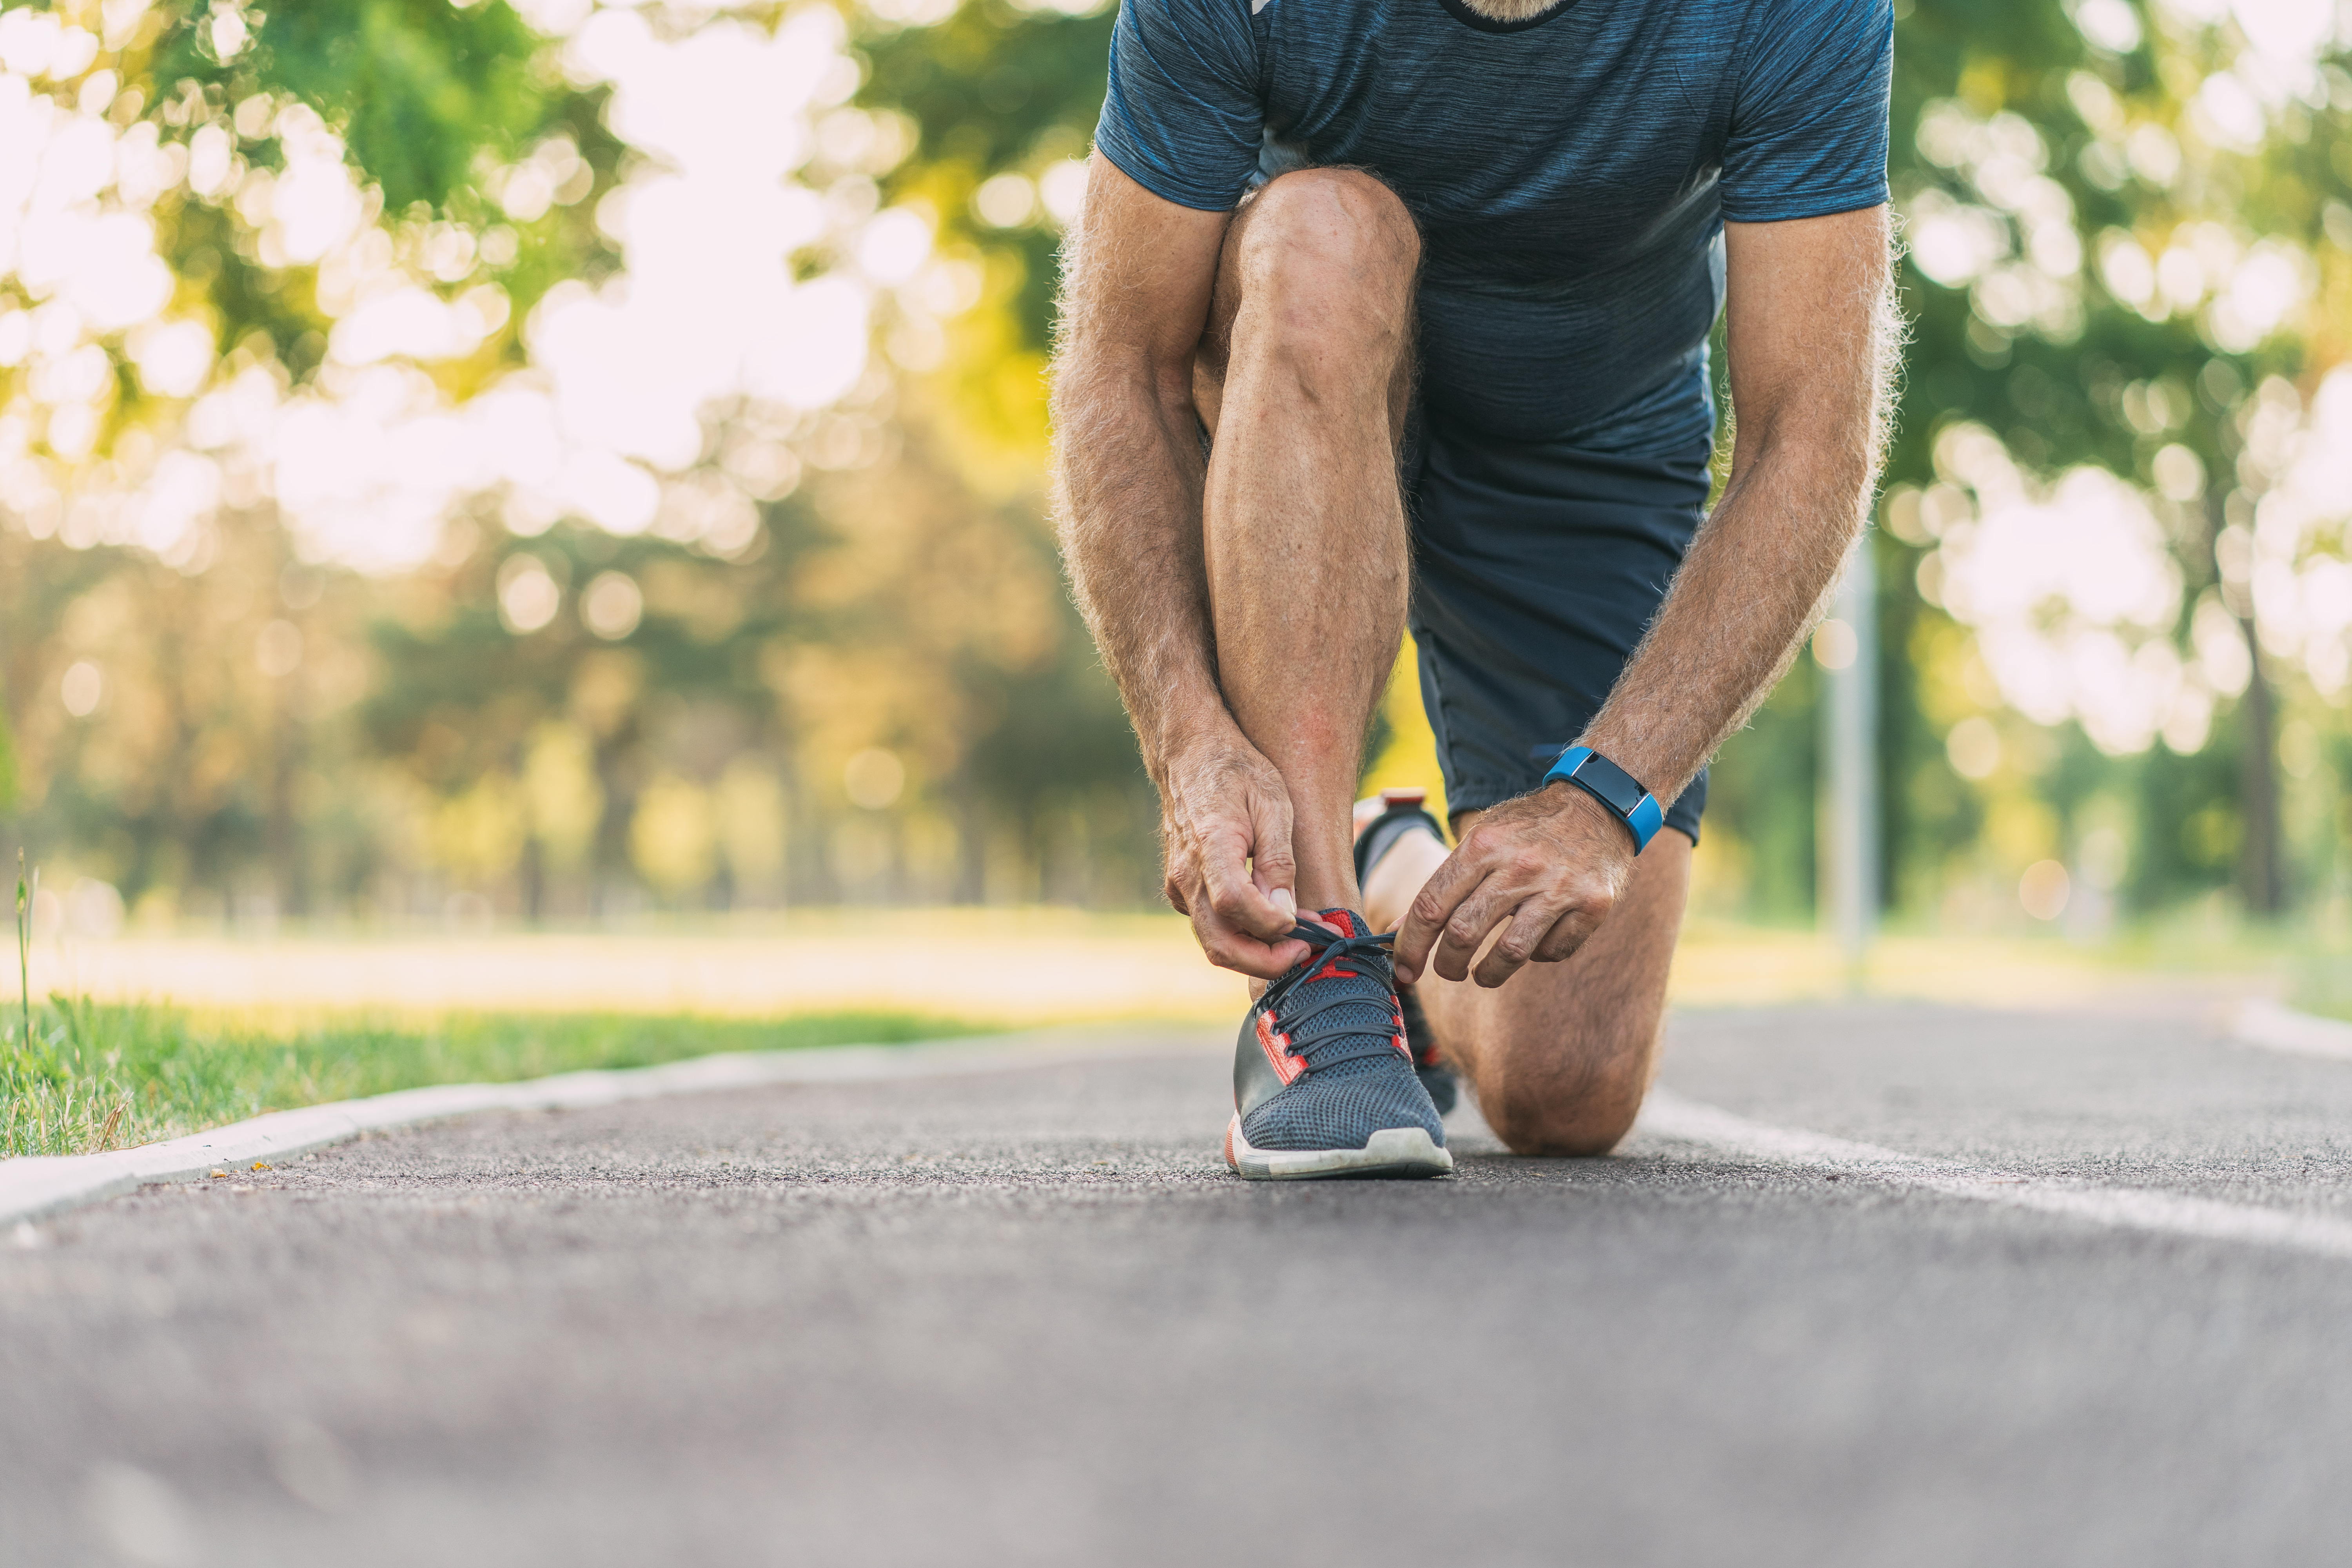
xmin=5 ymin=1002 xmax=2351 ymax=1568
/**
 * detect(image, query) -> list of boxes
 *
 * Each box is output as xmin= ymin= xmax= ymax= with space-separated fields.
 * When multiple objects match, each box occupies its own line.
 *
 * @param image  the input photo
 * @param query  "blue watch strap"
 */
xmin=1542 ymin=746 xmax=1664 ymax=853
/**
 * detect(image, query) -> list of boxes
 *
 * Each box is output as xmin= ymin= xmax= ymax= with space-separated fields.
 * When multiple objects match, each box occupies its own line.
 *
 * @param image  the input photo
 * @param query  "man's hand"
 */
xmin=1160 ymin=733 xmax=1312 ymax=979
xmin=1392 ymin=784 xmax=1635 ymax=989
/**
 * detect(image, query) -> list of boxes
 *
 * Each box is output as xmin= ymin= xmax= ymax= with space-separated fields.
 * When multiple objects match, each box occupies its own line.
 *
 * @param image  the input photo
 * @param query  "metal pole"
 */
xmin=1820 ymin=538 xmax=1878 ymax=976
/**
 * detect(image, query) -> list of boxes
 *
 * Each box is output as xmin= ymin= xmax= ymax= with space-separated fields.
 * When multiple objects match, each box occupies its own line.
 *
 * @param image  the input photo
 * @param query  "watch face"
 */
xmin=1573 ymin=752 xmax=1647 ymax=818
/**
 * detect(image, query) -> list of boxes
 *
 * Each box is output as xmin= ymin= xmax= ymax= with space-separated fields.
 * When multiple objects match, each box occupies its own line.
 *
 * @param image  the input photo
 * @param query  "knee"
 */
xmin=1477 ymin=1047 xmax=1651 ymax=1159
xmin=1234 ymin=168 xmax=1419 ymax=340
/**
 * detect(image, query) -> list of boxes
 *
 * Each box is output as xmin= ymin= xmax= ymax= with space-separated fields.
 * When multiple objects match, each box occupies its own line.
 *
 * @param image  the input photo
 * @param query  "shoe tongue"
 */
xmin=1309 ymin=907 xmax=1365 ymax=940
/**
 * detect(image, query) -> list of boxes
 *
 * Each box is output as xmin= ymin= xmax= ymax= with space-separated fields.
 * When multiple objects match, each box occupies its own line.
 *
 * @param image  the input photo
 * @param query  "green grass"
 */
xmin=2288 ymin=955 xmax=2352 ymax=1025
xmin=0 ymin=1000 xmax=996 ymax=1160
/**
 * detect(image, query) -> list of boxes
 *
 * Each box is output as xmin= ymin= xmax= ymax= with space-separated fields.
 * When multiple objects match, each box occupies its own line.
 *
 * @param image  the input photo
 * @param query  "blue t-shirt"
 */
xmin=1096 ymin=0 xmax=1892 ymax=454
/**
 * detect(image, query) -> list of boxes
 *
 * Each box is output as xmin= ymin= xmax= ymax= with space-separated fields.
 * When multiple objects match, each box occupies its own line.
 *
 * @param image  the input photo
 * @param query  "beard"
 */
xmin=1450 ymin=0 xmax=1566 ymax=18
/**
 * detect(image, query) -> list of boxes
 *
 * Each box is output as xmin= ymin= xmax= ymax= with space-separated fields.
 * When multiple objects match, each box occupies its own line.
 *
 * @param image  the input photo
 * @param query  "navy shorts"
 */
xmin=1406 ymin=414 xmax=1711 ymax=843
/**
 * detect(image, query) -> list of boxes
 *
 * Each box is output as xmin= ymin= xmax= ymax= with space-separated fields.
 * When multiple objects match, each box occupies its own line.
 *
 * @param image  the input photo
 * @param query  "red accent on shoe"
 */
xmin=1256 ymin=1012 xmax=1306 ymax=1085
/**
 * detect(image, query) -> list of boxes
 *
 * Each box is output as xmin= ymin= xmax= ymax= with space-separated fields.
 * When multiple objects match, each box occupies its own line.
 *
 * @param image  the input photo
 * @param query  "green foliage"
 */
xmin=1871 ymin=0 xmax=2351 ymax=917
xmin=1706 ymin=663 xmax=1822 ymax=924
xmin=2130 ymin=735 xmax=2247 ymax=900
xmin=153 ymin=0 xmax=562 ymax=214
xmin=865 ymin=1 xmax=1106 ymax=179
xmin=0 ymin=998 xmax=996 ymax=1158
xmin=62 ymin=0 xmax=624 ymax=408
xmin=0 ymin=701 xmax=17 ymax=815
xmin=862 ymin=0 xmax=1113 ymax=351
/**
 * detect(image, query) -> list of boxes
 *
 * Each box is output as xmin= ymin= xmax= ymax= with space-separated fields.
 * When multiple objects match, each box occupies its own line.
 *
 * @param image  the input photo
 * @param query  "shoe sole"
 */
xmin=1223 ymin=1115 xmax=1454 ymax=1181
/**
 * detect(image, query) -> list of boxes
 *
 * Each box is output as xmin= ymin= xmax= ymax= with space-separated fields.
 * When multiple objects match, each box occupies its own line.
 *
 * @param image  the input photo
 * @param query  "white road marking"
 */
xmin=15 ymin=1028 xmax=2350 ymax=1264
xmin=1637 ymin=1087 xmax=2352 ymax=1262
xmin=2229 ymin=998 xmax=2352 ymax=1062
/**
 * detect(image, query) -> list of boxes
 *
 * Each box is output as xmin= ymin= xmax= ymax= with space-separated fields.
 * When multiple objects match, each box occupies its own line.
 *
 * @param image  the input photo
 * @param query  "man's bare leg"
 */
xmin=1194 ymin=168 xmax=1419 ymax=916
xmin=1363 ymin=816 xmax=1691 ymax=1154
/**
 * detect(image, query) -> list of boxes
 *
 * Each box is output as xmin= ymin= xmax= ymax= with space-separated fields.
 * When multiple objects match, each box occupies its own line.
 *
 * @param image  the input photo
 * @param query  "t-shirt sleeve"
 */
xmin=1094 ymin=0 xmax=1264 ymax=212
xmin=1719 ymin=0 xmax=1893 ymax=223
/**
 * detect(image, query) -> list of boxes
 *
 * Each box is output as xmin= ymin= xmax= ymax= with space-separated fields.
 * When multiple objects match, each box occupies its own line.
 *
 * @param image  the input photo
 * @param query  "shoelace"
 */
xmin=1261 ymin=922 xmax=1403 ymax=1071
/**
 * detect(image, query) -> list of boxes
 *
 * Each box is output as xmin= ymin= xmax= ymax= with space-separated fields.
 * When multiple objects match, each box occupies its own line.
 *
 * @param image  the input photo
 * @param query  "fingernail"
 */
xmin=1272 ymin=888 xmax=1296 ymax=920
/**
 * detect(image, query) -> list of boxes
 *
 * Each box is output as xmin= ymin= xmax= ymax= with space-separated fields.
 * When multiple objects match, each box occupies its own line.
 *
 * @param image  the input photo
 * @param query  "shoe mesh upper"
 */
xmin=1240 ymin=909 xmax=1443 ymax=1153
xmin=1241 ymin=1051 xmax=1445 ymax=1152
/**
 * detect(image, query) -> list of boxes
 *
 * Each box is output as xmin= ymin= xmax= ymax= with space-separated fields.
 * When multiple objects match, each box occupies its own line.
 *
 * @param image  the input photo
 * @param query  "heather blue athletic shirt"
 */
xmin=1095 ymin=0 xmax=1893 ymax=454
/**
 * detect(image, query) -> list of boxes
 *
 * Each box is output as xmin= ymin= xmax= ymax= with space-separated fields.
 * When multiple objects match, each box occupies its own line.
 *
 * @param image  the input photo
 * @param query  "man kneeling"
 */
xmin=1051 ymin=0 xmax=1902 ymax=1176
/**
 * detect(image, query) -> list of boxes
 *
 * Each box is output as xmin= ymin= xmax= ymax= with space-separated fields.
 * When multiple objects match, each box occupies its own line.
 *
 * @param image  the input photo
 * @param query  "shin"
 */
xmin=1196 ymin=168 xmax=1420 ymax=915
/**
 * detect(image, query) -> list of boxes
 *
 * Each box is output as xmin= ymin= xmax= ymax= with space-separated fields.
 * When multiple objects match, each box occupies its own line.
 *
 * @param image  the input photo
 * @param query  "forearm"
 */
xmin=1396 ymin=207 xmax=1897 ymax=988
xmin=1579 ymin=206 xmax=1899 ymax=807
xmin=1050 ymin=352 xmax=1233 ymax=782
xmin=1577 ymin=421 xmax=1872 ymax=803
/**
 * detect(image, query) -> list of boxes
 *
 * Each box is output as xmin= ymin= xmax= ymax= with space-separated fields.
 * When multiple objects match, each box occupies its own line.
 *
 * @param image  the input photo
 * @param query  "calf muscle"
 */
xmin=1053 ymin=156 xmax=1318 ymax=973
xmin=1053 ymin=159 xmax=1422 ymax=958
xmin=1197 ymin=169 xmax=1419 ymax=909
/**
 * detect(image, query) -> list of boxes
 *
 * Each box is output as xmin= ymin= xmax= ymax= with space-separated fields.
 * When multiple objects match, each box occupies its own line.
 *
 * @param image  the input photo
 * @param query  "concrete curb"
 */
xmin=2230 ymin=998 xmax=2352 ymax=1062
xmin=2 ymin=1026 xmax=1220 ymax=1228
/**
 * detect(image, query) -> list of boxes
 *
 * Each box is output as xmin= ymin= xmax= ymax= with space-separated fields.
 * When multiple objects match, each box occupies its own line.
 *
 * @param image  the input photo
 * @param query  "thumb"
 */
xmin=1248 ymin=791 xmax=1300 ymax=931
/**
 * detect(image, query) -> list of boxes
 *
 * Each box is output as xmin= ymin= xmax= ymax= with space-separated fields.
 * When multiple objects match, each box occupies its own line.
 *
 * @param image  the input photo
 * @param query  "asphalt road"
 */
xmin=7 ymin=1000 xmax=2352 ymax=1568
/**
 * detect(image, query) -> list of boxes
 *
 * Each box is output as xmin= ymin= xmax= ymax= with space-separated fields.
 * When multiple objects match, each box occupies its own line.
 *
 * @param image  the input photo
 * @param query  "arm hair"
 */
xmin=1579 ymin=205 xmax=1907 ymax=797
xmin=1047 ymin=157 xmax=1236 ymax=786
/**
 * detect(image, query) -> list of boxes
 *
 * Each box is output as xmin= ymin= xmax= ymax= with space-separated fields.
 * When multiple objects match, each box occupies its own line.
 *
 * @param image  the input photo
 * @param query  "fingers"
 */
xmin=1181 ymin=834 xmax=1308 ymax=976
xmin=1392 ymin=850 xmax=1483 ymax=984
xmin=1188 ymin=893 xmax=1311 ymax=980
xmin=1530 ymin=902 xmax=1597 ymax=965
xmin=1196 ymin=818 xmax=1295 ymax=944
xmin=1430 ymin=860 xmax=1522 ymax=984
xmin=1191 ymin=753 xmax=1297 ymax=945
xmin=1395 ymin=810 xmax=1623 ymax=987
xmin=1243 ymin=784 xmax=1299 ymax=936
xmin=1471 ymin=897 xmax=1583 ymax=989
xmin=1162 ymin=838 xmax=1195 ymax=916
xmin=1165 ymin=797 xmax=1307 ymax=979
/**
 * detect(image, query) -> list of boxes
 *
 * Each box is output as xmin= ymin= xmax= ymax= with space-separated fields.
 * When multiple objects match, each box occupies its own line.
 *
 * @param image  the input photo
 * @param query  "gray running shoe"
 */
xmin=1225 ymin=909 xmax=1452 ymax=1180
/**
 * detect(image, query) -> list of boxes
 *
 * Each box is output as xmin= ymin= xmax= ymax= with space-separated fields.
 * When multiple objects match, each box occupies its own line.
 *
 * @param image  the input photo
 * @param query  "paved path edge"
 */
xmin=1 ymin=1026 xmax=1217 ymax=1227
xmin=6 ymin=1001 xmax=2339 ymax=1231
xmin=2230 ymin=997 xmax=2352 ymax=1062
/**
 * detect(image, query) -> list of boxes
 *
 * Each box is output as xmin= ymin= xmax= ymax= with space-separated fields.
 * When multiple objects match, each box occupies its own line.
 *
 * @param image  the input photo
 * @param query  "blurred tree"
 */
xmin=0 ymin=0 xmax=623 ymax=916
xmin=863 ymin=0 xmax=1108 ymax=351
xmin=1882 ymin=0 xmax=2351 ymax=922
xmin=157 ymin=0 xmax=570 ymax=214
xmin=31 ymin=0 xmax=620 ymax=423
xmin=9 ymin=0 xmax=2347 ymax=935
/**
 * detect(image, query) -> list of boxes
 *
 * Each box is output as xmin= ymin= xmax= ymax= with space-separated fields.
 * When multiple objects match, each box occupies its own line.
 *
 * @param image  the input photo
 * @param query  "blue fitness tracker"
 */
xmin=1543 ymin=746 xmax=1664 ymax=853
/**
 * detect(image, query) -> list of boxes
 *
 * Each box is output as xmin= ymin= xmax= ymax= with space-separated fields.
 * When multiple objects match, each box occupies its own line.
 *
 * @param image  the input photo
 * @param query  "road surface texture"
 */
xmin=6 ymin=1000 xmax=2352 ymax=1567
